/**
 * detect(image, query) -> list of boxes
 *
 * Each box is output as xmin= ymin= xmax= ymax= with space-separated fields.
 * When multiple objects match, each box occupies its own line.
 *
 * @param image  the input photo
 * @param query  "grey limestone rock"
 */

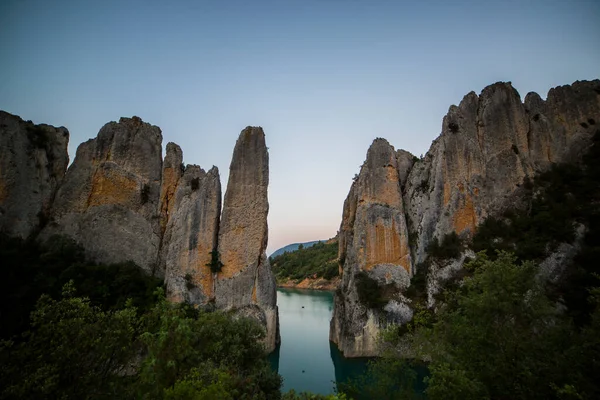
xmin=161 ymin=164 xmax=221 ymax=304
xmin=0 ymin=111 xmax=69 ymax=238
xmin=331 ymin=138 xmax=412 ymax=357
xmin=159 ymin=142 xmax=184 ymax=235
xmin=404 ymin=80 xmax=600 ymax=265
xmin=333 ymin=79 xmax=600 ymax=357
xmin=42 ymin=116 xmax=163 ymax=276
xmin=216 ymin=126 xmax=279 ymax=352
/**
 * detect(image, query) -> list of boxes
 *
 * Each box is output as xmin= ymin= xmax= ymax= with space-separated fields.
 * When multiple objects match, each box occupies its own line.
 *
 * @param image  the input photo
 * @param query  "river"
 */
xmin=269 ymin=288 xmax=369 ymax=395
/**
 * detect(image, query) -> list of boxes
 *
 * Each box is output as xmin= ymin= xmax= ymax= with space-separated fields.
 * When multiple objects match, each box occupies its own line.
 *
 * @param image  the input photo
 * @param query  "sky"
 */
xmin=1 ymin=0 xmax=599 ymax=255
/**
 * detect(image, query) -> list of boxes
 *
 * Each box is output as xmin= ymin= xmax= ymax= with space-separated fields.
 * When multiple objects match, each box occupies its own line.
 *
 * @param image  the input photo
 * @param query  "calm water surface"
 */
xmin=269 ymin=288 xmax=369 ymax=395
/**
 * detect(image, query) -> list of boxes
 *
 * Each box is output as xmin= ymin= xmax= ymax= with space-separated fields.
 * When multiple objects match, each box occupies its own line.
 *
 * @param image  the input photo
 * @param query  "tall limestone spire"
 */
xmin=216 ymin=126 xmax=279 ymax=352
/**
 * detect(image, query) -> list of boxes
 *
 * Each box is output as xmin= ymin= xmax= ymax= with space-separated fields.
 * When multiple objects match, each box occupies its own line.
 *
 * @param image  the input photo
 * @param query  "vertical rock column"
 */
xmin=161 ymin=161 xmax=221 ymax=304
xmin=216 ymin=126 xmax=279 ymax=352
xmin=159 ymin=142 xmax=184 ymax=235
xmin=330 ymin=138 xmax=413 ymax=357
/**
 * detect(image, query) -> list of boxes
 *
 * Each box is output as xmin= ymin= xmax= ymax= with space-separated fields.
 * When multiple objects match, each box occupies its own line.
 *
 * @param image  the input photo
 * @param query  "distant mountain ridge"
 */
xmin=269 ymin=240 xmax=322 ymax=258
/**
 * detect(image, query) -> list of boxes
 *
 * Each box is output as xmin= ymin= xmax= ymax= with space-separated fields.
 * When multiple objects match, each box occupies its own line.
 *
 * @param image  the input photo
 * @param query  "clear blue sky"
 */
xmin=1 ymin=0 xmax=599 ymax=254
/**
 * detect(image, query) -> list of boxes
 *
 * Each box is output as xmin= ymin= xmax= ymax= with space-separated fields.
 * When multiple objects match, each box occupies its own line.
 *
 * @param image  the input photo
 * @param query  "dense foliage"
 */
xmin=0 ymin=286 xmax=281 ymax=399
xmin=355 ymin=131 xmax=600 ymax=399
xmin=0 ymin=235 xmax=282 ymax=399
xmin=355 ymin=253 xmax=600 ymax=399
xmin=0 ymin=234 xmax=162 ymax=340
xmin=473 ymin=130 xmax=600 ymax=325
xmin=270 ymin=240 xmax=339 ymax=281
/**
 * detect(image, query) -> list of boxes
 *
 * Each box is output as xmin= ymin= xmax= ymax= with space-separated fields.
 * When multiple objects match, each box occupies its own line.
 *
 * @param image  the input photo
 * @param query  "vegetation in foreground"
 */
xmin=347 ymin=252 xmax=600 ymax=400
xmin=270 ymin=240 xmax=339 ymax=282
xmin=0 ymin=235 xmax=281 ymax=399
xmin=343 ymin=131 xmax=600 ymax=399
xmin=1 ymin=131 xmax=598 ymax=399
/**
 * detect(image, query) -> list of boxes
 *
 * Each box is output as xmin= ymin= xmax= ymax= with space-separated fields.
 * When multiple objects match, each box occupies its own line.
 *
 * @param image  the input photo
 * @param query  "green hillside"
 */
xmin=270 ymin=240 xmax=322 ymax=258
xmin=270 ymin=239 xmax=339 ymax=282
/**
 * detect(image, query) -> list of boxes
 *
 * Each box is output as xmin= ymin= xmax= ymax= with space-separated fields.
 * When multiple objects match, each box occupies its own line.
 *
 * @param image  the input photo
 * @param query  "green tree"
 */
xmin=0 ymin=282 xmax=138 ymax=399
xmin=402 ymin=252 xmax=594 ymax=399
xmin=135 ymin=289 xmax=281 ymax=399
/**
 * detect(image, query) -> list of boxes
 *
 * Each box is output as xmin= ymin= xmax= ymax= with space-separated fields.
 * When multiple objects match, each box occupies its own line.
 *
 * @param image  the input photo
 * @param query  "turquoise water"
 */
xmin=269 ymin=288 xmax=369 ymax=395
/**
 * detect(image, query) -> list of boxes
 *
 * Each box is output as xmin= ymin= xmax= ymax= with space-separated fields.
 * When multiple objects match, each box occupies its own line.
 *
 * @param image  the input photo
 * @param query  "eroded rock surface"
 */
xmin=216 ymin=127 xmax=279 ymax=352
xmin=0 ymin=111 xmax=69 ymax=238
xmin=42 ymin=117 xmax=163 ymax=275
xmin=404 ymin=80 xmax=600 ymax=264
xmin=161 ymin=164 xmax=221 ymax=304
xmin=159 ymin=143 xmax=184 ymax=235
xmin=331 ymin=138 xmax=413 ymax=357
xmin=332 ymin=79 xmax=600 ymax=357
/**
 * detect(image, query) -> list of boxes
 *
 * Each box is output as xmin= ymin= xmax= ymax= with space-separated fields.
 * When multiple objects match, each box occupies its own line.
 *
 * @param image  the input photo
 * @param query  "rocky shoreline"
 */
xmin=276 ymin=276 xmax=340 ymax=291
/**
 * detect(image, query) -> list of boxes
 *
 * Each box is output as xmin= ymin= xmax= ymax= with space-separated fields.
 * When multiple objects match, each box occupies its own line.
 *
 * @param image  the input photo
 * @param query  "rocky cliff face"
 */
xmin=0 ymin=111 xmax=279 ymax=351
xmin=405 ymin=80 xmax=600 ymax=265
xmin=0 ymin=112 xmax=69 ymax=238
xmin=332 ymin=79 xmax=600 ymax=357
xmin=159 ymin=142 xmax=184 ymax=235
xmin=161 ymin=163 xmax=221 ymax=304
xmin=216 ymin=127 xmax=279 ymax=352
xmin=331 ymin=138 xmax=413 ymax=357
xmin=41 ymin=117 xmax=164 ymax=275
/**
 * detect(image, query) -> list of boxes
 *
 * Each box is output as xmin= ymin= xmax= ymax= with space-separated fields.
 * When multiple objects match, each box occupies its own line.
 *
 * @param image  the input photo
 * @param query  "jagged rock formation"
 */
xmin=41 ymin=117 xmax=164 ymax=275
xmin=331 ymin=138 xmax=413 ymax=357
xmin=216 ymin=127 xmax=279 ymax=352
xmin=0 ymin=110 xmax=279 ymax=351
xmin=0 ymin=112 xmax=69 ymax=238
xmin=405 ymin=80 xmax=600 ymax=265
xmin=332 ymin=79 xmax=600 ymax=357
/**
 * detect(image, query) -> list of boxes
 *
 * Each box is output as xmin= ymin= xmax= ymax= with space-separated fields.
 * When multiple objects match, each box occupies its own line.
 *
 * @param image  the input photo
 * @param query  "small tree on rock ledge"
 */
xmin=206 ymin=250 xmax=223 ymax=274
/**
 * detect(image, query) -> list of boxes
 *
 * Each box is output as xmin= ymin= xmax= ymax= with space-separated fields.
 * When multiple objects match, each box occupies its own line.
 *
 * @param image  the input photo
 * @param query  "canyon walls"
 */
xmin=331 ymin=79 xmax=600 ymax=357
xmin=0 ymin=113 xmax=278 ymax=351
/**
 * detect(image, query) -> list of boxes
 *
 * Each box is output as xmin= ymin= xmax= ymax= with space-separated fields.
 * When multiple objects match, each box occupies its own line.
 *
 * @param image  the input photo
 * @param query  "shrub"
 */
xmin=405 ymin=262 xmax=429 ymax=301
xmin=140 ymin=183 xmax=150 ymax=204
xmin=206 ymin=250 xmax=223 ymax=273
xmin=355 ymin=272 xmax=386 ymax=309
xmin=426 ymin=232 xmax=462 ymax=260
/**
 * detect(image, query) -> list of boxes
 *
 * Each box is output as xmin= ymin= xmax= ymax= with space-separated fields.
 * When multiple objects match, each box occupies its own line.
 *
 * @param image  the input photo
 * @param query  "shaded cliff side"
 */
xmin=41 ymin=117 xmax=164 ymax=276
xmin=332 ymin=79 xmax=600 ymax=357
xmin=216 ymin=127 xmax=279 ymax=352
xmin=0 ymin=112 xmax=69 ymax=238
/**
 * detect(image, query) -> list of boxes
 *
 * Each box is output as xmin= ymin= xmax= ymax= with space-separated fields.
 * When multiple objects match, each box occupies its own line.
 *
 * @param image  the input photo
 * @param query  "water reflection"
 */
xmin=269 ymin=288 xmax=369 ymax=395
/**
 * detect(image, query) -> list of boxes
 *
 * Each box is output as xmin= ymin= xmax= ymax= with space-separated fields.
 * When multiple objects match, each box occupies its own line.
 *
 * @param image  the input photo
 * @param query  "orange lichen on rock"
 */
xmin=364 ymin=219 xmax=411 ymax=273
xmin=218 ymin=246 xmax=244 ymax=279
xmin=453 ymin=193 xmax=477 ymax=234
xmin=362 ymin=165 xmax=403 ymax=207
xmin=195 ymin=252 xmax=214 ymax=299
xmin=443 ymin=182 xmax=451 ymax=206
xmin=159 ymin=166 xmax=179 ymax=230
xmin=87 ymin=168 xmax=138 ymax=208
